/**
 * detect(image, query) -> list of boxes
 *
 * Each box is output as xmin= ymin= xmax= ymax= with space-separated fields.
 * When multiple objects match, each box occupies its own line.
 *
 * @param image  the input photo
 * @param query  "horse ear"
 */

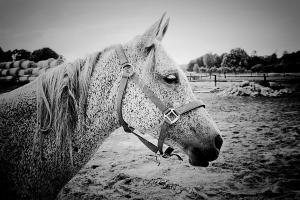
xmin=142 ymin=13 xmax=169 ymax=46
xmin=157 ymin=17 xmax=170 ymax=41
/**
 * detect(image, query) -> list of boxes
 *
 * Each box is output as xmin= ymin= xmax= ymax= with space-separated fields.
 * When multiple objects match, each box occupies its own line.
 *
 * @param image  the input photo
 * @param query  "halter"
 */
xmin=115 ymin=44 xmax=205 ymax=160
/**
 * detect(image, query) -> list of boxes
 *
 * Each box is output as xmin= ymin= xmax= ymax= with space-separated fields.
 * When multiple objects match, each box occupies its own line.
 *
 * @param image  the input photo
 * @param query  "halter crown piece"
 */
xmin=115 ymin=44 xmax=205 ymax=161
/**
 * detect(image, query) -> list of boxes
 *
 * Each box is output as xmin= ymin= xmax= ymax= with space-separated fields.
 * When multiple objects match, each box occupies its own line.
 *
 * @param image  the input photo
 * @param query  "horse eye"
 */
xmin=163 ymin=74 xmax=179 ymax=84
xmin=145 ymin=44 xmax=154 ymax=55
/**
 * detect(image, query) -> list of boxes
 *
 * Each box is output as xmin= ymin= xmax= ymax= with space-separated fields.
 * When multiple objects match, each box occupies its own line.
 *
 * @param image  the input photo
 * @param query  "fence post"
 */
xmin=263 ymin=73 xmax=266 ymax=82
xmin=214 ymin=75 xmax=217 ymax=87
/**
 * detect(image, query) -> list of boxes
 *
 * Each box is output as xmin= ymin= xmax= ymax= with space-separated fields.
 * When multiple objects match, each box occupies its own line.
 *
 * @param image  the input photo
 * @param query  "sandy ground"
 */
xmin=57 ymin=90 xmax=300 ymax=200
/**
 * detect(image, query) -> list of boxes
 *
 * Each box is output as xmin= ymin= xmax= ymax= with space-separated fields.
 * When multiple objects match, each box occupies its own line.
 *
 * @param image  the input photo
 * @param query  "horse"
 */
xmin=0 ymin=14 xmax=223 ymax=200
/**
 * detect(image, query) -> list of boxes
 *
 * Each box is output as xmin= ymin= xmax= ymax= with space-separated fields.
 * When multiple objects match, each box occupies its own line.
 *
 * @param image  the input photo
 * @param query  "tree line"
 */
xmin=186 ymin=48 xmax=300 ymax=74
xmin=0 ymin=47 xmax=63 ymax=63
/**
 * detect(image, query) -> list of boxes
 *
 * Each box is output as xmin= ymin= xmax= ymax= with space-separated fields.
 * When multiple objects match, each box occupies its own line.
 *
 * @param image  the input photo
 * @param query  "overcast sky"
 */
xmin=0 ymin=0 xmax=299 ymax=64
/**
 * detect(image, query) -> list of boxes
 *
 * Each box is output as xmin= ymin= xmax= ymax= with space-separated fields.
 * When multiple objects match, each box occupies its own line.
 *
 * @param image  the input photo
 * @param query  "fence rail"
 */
xmin=186 ymin=72 xmax=300 ymax=86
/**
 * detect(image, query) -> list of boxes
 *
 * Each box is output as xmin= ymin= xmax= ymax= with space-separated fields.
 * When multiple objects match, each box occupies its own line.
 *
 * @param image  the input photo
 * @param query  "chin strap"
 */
xmin=115 ymin=44 xmax=205 ymax=162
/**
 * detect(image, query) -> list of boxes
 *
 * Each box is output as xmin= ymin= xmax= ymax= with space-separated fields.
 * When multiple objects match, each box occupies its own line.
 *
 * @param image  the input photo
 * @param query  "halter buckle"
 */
xmin=122 ymin=63 xmax=134 ymax=78
xmin=164 ymin=108 xmax=180 ymax=124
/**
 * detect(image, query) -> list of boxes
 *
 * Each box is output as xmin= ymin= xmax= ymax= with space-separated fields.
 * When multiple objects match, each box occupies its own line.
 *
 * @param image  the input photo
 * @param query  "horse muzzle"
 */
xmin=187 ymin=134 xmax=223 ymax=167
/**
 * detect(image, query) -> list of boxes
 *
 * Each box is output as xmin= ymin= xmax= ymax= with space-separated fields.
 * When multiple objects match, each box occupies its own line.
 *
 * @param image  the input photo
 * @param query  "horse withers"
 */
xmin=0 ymin=14 xmax=223 ymax=200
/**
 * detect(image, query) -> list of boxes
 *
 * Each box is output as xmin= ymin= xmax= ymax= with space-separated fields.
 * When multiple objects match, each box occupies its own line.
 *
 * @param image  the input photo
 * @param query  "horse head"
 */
xmin=119 ymin=14 xmax=223 ymax=167
xmin=88 ymin=14 xmax=223 ymax=167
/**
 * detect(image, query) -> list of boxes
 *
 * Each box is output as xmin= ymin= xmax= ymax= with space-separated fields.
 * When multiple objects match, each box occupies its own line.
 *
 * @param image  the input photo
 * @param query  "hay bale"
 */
xmin=31 ymin=67 xmax=49 ymax=76
xmin=12 ymin=60 xmax=25 ymax=68
xmin=18 ymin=75 xmax=36 ymax=83
xmin=12 ymin=61 xmax=20 ymax=68
xmin=20 ymin=60 xmax=36 ymax=69
xmin=18 ymin=76 xmax=30 ymax=82
xmin=8 ymin=68 xmax=20 ymax=76
xmin=2 ymin=67 xmax=35 ymax=76
xmin=20 ymin=60 xmax=30 ymax=69
xmin=5 ymin=62 xmax=13 ymax=69
xmin=0 ymin=76 xmax=14 ymax=82
xmin=18 ymin=68 xmax=34 ymax=76
xmin=0 ymin=62 xmax=7 ymax=69
xmin=0 ymin=69 xmax=9 ymax=76
xmin=31 ymin=62 xmax=38 ymax=68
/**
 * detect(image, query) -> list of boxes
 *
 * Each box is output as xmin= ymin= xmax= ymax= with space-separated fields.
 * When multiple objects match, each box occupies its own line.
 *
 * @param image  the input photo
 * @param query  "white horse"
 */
xmin=0 ymin=14 xmax=222 ymax=200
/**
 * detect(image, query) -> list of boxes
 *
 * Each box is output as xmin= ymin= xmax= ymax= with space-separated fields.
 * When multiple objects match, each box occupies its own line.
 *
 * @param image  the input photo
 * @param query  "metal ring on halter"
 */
xmin=164 ymin=108 xmax=180 ymax=124
xmin=122 ymin=64 xmax=134 ymax=78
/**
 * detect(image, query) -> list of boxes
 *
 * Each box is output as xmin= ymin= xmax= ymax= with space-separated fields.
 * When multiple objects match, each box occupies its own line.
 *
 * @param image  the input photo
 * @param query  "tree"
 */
xmin=251 ymin=50 xmax=257 ymax=57
xmin=12 ymin=49 xmax=31 ymax=61
xmin=224 ymin=66 xmax=231 ymax=77
xmin=236 ymin=66 xmax=245 ymax=73
xmin=251 ymin=64 xmax=263 ymax=72
xmin=2 ymin=49 xmax=13 ymax=62
xmin=218 ymin=67 xmax=226 ymax=76
xmin=186 ymin=49 xmax=300 ymax=75
xmin=273 ymin=63 xmax=285 ymax=73
xmin=30 ymin=47 xmax=59 ymax=62
xmin=187 ymin=60 xmax=196 ymax=72
xmin=196 ymin=56 xmax=204 ymax=67
xmin=269 ymin=53 xmax=278 ymax=64
xmin=210 ymin=66 xmax=217 ymax=73
xmin=207 ymin=66 xmax=217 ymax=77
xmin=207 ymin=67 xmax=213 ymax=77
xmin=199 ymin=66 xmax=206 ymax=73
xmin=221 ymin=48 xmax=249 ymax=70
xmin=282 ymin=50 xmax=289 ymax=56
xmin=248 ymin=55 xmax=264 ymax=68
xmin=279 ymin=51 xmax=300 ymax=72
xmin=203 ymin=53 xmax=215 ymax=68
xmin=220 ymin=53 xmax=227 ymax=63
xmin=217 ymin=67 xmax=222 ymax=76
xmin=213 ymin=54 xmax=222 ymax=67
xmin=0 ymin=47 xmax=4 ymax=62
xmin=193 ymin=63 xmax=200 ymax=73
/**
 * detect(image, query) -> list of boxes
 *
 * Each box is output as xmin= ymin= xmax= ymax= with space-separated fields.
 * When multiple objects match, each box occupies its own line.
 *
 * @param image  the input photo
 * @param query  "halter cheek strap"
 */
xmin=115 ymin=44 xmax=205 ymax=159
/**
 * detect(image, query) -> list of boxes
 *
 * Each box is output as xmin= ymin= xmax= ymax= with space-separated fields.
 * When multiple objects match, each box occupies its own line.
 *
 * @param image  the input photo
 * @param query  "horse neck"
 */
xmin=78 ymin=49 xmax=123 ymax=160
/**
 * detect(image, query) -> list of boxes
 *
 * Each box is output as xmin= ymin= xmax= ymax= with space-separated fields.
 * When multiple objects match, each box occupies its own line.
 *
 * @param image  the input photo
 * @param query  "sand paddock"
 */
xmin=57 ymin=92 xmax=300 ymax=200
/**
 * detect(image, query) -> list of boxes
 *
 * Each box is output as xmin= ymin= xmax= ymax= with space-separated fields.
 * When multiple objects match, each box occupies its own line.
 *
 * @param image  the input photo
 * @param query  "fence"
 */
xmin=186 ymin=72 xmax=300 ymax=87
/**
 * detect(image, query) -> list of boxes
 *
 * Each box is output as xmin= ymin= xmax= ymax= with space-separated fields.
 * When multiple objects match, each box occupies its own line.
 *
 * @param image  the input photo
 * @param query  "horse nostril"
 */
xmin=215 ymin=135 xmax=223 ymax=150
xmin=191 ymin=147 xmax=202 ymax=156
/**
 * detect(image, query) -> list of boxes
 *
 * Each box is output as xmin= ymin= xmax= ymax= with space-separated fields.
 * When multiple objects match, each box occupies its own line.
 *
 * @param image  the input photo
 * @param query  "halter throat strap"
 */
xmin=115 ymin=44 xmax=205 ymax=157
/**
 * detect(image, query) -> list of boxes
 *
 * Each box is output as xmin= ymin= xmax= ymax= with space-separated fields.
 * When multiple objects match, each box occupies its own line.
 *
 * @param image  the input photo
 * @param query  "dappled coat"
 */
xmin=0 ymin=14 xmax=222 ymax=200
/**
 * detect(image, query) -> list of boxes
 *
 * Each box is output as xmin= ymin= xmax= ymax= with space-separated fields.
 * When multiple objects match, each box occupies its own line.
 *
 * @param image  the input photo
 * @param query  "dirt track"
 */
xmin=58 ymin=92 xmax=300 ymax=200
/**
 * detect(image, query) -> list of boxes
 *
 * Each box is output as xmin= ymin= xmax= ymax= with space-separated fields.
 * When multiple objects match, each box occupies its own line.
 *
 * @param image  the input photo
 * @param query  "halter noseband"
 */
xmin=115 ymin=44 xmax=205 ymax=160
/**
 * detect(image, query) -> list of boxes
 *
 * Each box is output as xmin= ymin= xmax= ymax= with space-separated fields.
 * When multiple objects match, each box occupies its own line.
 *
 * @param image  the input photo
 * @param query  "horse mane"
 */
xmin=34 ymin=50 xmax=104 ymax=167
